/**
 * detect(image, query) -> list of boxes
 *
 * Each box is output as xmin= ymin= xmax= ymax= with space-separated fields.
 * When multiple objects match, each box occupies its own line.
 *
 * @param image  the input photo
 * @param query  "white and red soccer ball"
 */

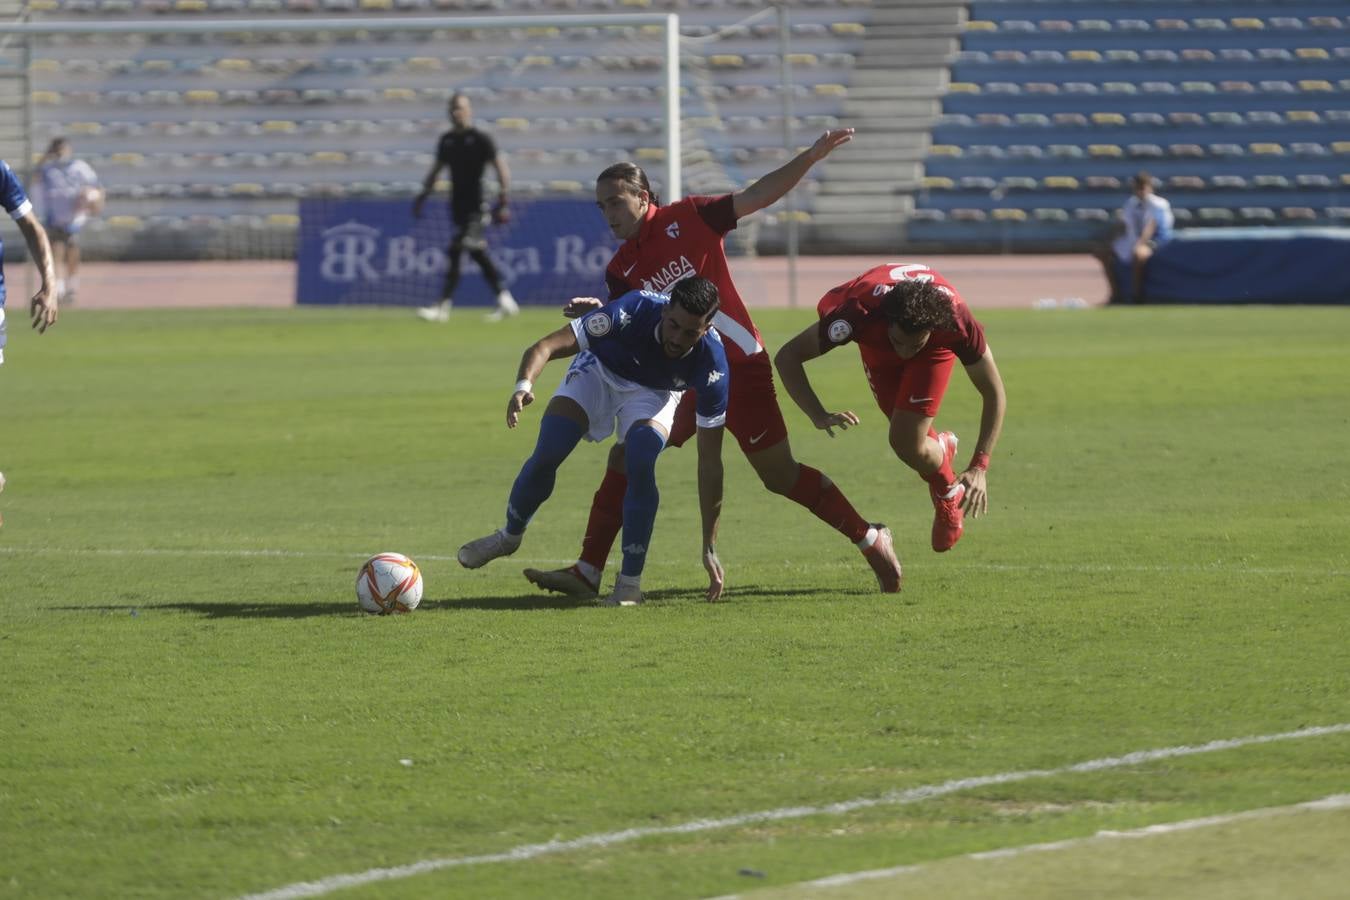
xmin=356 ymin=552 xmax=423 ymax=615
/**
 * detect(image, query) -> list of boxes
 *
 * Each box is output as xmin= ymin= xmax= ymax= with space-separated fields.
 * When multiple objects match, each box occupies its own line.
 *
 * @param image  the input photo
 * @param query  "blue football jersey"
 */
xmin=571 ymin=290 xmax=729 ymax=428
xmin=0 ymin=159 xmax=35 ymax=304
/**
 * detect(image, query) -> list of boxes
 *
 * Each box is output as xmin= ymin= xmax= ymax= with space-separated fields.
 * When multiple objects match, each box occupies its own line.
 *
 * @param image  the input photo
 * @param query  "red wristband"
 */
xmin=971 ymin=452 xmax=990 ymax=471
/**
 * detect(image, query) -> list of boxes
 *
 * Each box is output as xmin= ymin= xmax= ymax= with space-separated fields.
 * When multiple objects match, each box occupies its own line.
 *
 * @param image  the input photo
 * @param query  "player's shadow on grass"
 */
xmin=432 ymin=583 xmax=856 ymax=611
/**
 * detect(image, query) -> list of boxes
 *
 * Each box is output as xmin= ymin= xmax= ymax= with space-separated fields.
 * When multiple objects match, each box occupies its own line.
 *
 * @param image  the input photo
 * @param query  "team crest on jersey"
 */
xmin=585 ymin=312 xmax=612 ymax=337
xmin=827 ymin=319 xmax=853 ymax=343
xmin=665 ymin=221 xmax=680 ymax=239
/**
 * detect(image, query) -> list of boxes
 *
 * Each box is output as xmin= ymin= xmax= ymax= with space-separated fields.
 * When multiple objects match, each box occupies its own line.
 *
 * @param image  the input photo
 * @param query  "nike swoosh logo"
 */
xmin=908 ymin=395 xmax=933 ymax=404
xmin=622 ymin=262 xmax=638 ymax=277
xmin=748 ymin=430 xmax=769 ymax=445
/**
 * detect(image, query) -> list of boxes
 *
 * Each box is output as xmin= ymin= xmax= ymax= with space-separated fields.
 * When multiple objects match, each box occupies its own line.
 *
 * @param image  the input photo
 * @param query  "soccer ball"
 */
xmin=356 ymin=552 xmax=423 ymax=615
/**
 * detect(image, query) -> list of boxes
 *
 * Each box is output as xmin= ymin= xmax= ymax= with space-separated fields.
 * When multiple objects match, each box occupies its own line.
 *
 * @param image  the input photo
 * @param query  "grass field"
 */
xmin=2 ymin=303 xmax=1348 ymax=899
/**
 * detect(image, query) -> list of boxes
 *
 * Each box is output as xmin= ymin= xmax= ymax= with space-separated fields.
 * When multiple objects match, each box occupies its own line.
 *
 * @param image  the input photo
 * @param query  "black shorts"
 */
xmin=45 ymin=223 xmax=78 ymax=245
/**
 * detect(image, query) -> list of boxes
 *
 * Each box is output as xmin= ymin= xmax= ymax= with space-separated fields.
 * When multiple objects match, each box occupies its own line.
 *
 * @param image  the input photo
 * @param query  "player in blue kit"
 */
xmin=1 ymin=158 xmax=59 ymax=365
xmin=457 ymin=277 xmax=729 ymax=606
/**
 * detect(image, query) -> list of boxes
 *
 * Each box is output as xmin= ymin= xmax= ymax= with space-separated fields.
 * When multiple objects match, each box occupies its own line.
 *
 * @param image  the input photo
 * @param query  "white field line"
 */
xmin=236 ymin=724 xmax=1350 ymax=900
xmin=0 ymin=545 xmax=1344 ymax=578
xmin=712 ymin=793 xmax=1350 ymax=899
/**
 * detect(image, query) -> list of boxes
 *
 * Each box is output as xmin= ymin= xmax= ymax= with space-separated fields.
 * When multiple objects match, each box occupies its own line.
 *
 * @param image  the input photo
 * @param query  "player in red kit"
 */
xmin=523 ymin=129 xmax=905 ymax=599
xmin=775 ymin=264 xmax=1007 ymax=552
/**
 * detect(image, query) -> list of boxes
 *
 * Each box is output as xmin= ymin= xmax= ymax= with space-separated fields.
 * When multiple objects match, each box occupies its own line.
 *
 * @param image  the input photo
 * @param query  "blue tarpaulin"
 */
xmin=1119 ymin=227 xmax=1350 ymax=304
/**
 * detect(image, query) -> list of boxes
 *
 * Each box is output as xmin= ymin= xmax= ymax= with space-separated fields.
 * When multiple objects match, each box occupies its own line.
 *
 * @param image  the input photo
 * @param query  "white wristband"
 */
xmin=514 ymin=379 xmax=533 ymax=395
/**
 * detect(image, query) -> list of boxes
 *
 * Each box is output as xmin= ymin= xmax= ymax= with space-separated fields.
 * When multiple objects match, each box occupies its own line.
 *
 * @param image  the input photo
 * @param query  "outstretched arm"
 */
xmin=695 ymin=424 xmax=726 ymax=601
xmin=17 ymin=211 xmax=57 ymax=333
xmin=774 ymin=324 xmax=860 ymax=437
xmin=958 ymin=347 xmax=1007 ymax=517
xmin=732 ymin=128 xmax=854 ymax=220
xmin=507 ymin=325 xmax=579 ymax=428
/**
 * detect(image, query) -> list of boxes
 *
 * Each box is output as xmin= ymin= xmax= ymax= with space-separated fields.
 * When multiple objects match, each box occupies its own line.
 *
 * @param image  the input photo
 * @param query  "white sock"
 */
xmin=855 ymin=526 xmax=879 ymax=551
xmin=575 ymin=560 xmax=601 ymax=585
xmin=55 ymin=278 xmax=65 ymax=297
xmin=615 ymin=572 xmax=641 ymax=591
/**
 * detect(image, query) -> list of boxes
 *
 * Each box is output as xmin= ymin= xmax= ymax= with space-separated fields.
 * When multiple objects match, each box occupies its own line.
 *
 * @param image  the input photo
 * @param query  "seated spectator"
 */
xmin=1093 ymin=171 xmax=1174 ymax=303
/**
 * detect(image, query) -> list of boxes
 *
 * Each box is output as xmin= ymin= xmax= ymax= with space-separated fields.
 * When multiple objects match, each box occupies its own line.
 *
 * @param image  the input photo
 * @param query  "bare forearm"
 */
xmin=18 ymin=218 xmax=55 ymax=285
xmin=775 ymin=349 xmax=829 ymax=424
xmin=698 ymin=457 xmax=723 ymax=549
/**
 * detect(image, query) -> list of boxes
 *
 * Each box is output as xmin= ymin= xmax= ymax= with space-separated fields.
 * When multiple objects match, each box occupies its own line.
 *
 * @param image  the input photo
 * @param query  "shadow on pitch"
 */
xmin=52 ymin=602 xmax=357 ymax=619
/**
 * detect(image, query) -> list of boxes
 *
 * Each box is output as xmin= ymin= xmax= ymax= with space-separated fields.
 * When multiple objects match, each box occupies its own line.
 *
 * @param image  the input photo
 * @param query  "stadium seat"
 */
xmin=1169 ymin=112 xmax=1205 ymax=126
xmin=950 ymin=208 xmax=988 ymax=222
xmin=1247 ymin=111 xmax=1284 ymax=126
xmin=1088 ymin=144 xmax=1123 ymax=157
xmin=1286 ymin=110 xmax=1322 ymax=123
xmin=1170 ymin=144 xmax=1206 ymax=158
xmin=1001 ymin=176 xmax=1039 ymax=191
xmin=1073 ymin=208 xmax=1111 ymax=222
xmin=991 ymin=207 xmax=1028 ymax=222
xmin=1239 ymin=207 xmax=1277 ymax=222
xmin=1053 ymin=112 xmax=1088 ymax=126
xmin=1167 ymin=175 xmax=1206 ymax=190
xmin=1198 ymin=207 xmax=1236 ymax=223
xmin=1042 ymin=175 xmax=1079 ymax=190
xmin=1128 ymin=144 xmax=1164 ymax=158
xmin=909 ymin=208 xmax=947 ymax=223
xmin=1282 ymin=207 xmax=1318 ymax=221
xmin=1142 ymin=49 xmax=1178 ymax=63
xmin=1250 ymin=143 xmax=1286 ymax=155
xmin=1294 ymin=174 xmax=1331 ymax=188
xmin=1212 ymin=175 xmax=1249 ymax=189
xmin=1209 ymin=143 xmax=1246 ymax=157
xmin=1207 ymin=111 xmax=1245 ymax=126
xmin=1033 ymin=208 xmax=1071 ymax=222
xmin=1049 ymin=144 xmax=1085 ymax=158
xmin=922 ymin=176 xmax=955 ymax=191
xmin=1085 ymin=175 xmax=1121 ymax=190
xmin=958 ymin=176 xmax=997 ymax=191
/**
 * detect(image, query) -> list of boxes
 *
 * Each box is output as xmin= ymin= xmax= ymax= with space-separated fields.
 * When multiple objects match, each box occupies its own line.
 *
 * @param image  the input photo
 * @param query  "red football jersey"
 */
xmin=815 ymin=263 xmax=987 ymax=368
xmin=605 ymin=194 xmax=765 ymax=362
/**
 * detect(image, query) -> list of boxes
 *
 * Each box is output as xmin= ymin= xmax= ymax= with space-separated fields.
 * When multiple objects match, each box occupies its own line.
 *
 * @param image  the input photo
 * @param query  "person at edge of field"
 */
xmin=520 ymin=129 xmax=905 ymax=601
xmin=33 ymin=137 xmax=103 ymax=306
xmin=1 ymin=156 xmax=59 ymax=360
xmin=1093 ymin=170 xmax=1174 ymax=304
xmin=412 ymin=92 xmax=519 ymax=322
xmin=774 ymin=263 xmax=1007 ymax=554
xmin=456 ymin=277 xmax=730 ymax=607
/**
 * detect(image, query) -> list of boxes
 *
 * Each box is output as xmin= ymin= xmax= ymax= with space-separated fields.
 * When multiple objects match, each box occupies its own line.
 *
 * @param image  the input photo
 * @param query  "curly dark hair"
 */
xmin=669 ymin=276 xmax=720 ymax=321
xmin=880 ymin=280 xmax=956 ymax=334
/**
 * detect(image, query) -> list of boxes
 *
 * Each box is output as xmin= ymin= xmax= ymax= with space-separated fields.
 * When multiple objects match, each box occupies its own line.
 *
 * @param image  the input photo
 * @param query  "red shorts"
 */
xmin=862 ymin=345 xmax=956 ymax=421
xmin=668 ymin=352 xmax=789 ymax=454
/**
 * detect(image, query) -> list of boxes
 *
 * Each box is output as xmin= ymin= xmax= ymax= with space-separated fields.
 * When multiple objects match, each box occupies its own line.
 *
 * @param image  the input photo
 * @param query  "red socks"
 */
xmin=578 ymin=467 xmax=627 ymax=570
xmin=924 ymin=427 xmax=956 ymax=489
xmin=787 ymin=464 xmax=870 ymax=544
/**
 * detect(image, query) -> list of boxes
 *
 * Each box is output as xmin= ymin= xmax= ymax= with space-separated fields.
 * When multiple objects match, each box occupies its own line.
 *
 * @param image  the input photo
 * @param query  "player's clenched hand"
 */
xmin=813 ymin=410 xmax=859 ymax=438
xmin=958 ymin=467 xmax=989 ymax=518
xmin=808 ymin=128 xmax=855 ymax=162
xmin=506 ymin=389 xmax=533 ymax=428
xmin=703 ymin=546 xmax=724 ymax=602
xmin=563 ymin=297 xmax=603 ymax=319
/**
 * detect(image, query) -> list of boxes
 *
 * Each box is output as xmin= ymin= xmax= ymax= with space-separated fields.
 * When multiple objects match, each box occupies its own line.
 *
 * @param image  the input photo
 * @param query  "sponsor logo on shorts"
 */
xmin=748 ymin=429 xmax=769 ymax=445
xmin=585 ymin=312 xmax=613 ymax=337
xmin=908 ymin=395 xmax=933 ymax=404
xmin=827 ymin=319 xmax=853 ymax=343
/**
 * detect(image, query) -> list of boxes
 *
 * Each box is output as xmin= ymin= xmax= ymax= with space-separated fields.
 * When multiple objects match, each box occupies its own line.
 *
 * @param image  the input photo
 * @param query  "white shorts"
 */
xmin=553 ymin=351 xmax=681 ymax=443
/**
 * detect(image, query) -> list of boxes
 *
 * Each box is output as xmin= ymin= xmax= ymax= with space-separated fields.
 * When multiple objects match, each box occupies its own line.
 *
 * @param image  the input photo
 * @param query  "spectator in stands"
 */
xmin=775 ymin=263 xmax=1006 ymax=556
xmin=1095 ymin=171 xmax=1174 ymax=303
xmin=413 ymin=93 xmax=519 ymax=322
xmin=1 ymin=157 xmax=59 ymax=361
xmin=523 ymin=130 xmax=907 ymax=601
xmin=34 ymin=138 xmax=103 ymax=306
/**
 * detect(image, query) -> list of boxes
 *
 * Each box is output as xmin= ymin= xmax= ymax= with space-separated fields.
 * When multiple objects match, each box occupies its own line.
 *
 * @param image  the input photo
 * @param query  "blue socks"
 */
xmin=620 ymin=424 xmax=666 ymax=577
xmin=505 ymin=414 xmax=585 ymax=535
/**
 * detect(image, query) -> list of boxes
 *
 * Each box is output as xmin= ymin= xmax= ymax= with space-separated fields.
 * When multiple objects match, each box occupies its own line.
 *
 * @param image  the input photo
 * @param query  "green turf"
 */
xmin=1 ymin=304 xmax=1347 ymax=899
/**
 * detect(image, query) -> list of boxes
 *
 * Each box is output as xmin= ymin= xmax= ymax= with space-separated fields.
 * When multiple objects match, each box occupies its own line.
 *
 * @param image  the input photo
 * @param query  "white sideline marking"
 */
xmin=1 ymin=546 xmax=1345 ymax=578
xmin=716 ymin=793 xmax=1350 ymax=898
xmin=236 ymin=724 xmax=1350 ymax=900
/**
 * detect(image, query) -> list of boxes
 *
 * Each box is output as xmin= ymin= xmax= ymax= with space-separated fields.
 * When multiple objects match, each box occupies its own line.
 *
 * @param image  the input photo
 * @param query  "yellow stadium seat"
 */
xmin=1296 ymin=47 xmax=1331 ymax=60
xmin=787 ymin=53 xmax=819 ymax=67
xmin=709 ymin=55 xmax=745 ymax=69
xmin=1044 ymin=176 xmax=1080 ymax=189
xmin=360 ymin=0 xmax=392 ymax=8
xmin=494 ymin=117 xmax=530 ymax=131
xmin=29 ymin=59 xmax=60 ymax=74
xmin=1089 ymin=144 xmax=1124 ymax=157
xmin=1230 ymin=17 xmax=1264 ymax=29
xmin=814 ymin=84 xmax=847 ymax=96
xmin=1249 ymin=143 xmax=1285 ymax=155
xmin=68 ymin=122 xmax=103 ymax=134
xmin=382 ymin=88 xmax=417 ymax=101
xmin=262 ymin=120 xmax=298 ymax=133
xmin=521 ymin=55 xmax=554 ymax=68
xmin=635 ymin=147 xmax=666 ymax=161
xmin=29 ymin=0 xmax=58 ymax=9
xmin=991 ymin=208 xmax=1027 ymax=222
xmin=928 ymin=145 xmax=963 ymax=157
xmin=1091 ymin=112 xmax=1126 ymax=125
xmin=231 ymin=183 xmax=266 ymax=196
xmin=831 ymin=22 xmax=865 ymax=36
xmin=109 ymin=152 xmax=146 ymax=165
xmin=1298 ymin=80 xmax=1334 ymax=92
xmin=1333 ymin=142 xmax=1350 ymax=155
xmin=922 ymin=176 xmax=955 ymax=190
xmin=32 ymin=91 xmax=62 ymax=105
xmin=946 ymin=82 xmax=980 ymax=94
xmin=185 ymin=90 xmax=219 ymax=104
xmin=964 ymin=20 xmax=997 ymax=31
xmin=217 ymin=58 xmax=254 ymax=72
xmin=174 ymin=0 xmax=208 ymax=10
xmin=1286 ymin=110 xmax=1321 ymax=123
xmin=546 ymin=180 xmax=585 ymax=193
xmin=1068 ymin=50 xmax=1102 ymax=62
xmin=267 ymin=214 xmax=301 ymax=228
xmin=106 ymin=215 xmax=143 ymax=229
xmin=312 ymin=151 xmax=348 ymax=164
